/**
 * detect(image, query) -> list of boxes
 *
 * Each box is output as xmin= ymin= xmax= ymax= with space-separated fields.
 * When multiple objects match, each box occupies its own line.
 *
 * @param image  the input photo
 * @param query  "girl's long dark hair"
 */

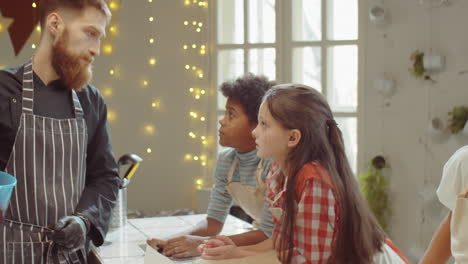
xmin=265 ymin=84 xmax=385 ymax=264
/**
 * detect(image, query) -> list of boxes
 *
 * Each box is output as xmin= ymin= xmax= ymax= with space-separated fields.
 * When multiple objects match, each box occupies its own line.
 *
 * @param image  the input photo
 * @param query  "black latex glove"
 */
xmin=50 ymin=216 xmax=87 ymax=249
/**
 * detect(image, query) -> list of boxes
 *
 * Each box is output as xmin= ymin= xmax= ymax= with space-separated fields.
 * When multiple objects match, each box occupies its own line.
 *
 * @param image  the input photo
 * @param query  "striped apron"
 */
xmin=0 ymin=60 xmax=88 ymax=263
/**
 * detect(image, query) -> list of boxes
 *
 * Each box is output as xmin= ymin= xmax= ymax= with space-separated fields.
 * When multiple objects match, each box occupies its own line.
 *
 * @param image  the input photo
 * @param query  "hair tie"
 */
xmin=327 ymin=119 xmax=338 ymax=127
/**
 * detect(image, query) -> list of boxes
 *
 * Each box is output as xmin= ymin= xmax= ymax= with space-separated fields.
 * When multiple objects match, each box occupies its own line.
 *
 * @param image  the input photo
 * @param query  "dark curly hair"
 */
xmin=220 ymin=73 xmax=276 ymax=124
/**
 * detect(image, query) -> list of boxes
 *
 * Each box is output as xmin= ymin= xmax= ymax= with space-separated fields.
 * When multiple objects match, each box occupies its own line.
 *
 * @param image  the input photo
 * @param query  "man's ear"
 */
xmin=46 ymin=12 xmax=64 ymax=37
xmin=287 ymin=129 xmax=301 ymax=148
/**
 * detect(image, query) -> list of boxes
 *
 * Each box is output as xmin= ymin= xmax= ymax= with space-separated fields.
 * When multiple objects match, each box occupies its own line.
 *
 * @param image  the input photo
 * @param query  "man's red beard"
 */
xmin=51 ymin=29 xmax=94 ymax=91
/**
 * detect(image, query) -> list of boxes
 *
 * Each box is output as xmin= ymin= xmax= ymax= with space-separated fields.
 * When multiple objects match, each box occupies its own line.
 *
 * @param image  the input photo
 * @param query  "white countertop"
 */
xmin=96 ymin=214 xmax=253 ymax=264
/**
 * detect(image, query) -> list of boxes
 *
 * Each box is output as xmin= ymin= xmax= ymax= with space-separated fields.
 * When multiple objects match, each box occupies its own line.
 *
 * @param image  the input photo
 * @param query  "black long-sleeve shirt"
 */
xmin=0 ymin=65 xmax=120 ymax=246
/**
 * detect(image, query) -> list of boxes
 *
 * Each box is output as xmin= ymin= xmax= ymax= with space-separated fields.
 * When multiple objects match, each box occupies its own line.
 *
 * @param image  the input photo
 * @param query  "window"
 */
xmin=213 ymin=0 xmax=359 ymax=172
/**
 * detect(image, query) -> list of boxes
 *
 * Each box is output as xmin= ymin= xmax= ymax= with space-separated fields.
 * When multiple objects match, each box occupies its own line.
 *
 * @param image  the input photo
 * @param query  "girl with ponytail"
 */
xmin=199 ymin=84 xmax=409 ymax=264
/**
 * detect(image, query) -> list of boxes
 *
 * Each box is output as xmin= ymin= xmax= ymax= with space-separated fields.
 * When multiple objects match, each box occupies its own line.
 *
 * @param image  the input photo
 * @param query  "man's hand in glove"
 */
xmin=50 ymin=216 xmax=88 ymax=249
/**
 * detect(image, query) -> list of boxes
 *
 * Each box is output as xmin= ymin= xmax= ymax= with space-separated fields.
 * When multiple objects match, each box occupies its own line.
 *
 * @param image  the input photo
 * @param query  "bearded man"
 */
xmin=0 ymin=0 xmax=120 ymax=263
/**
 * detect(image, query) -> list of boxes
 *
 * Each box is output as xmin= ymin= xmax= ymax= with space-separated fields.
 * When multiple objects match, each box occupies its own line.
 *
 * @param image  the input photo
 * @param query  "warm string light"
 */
xmin=101 ymin=1 xmax=120 ymax=56
xmin=103 ymin=87 xmax=113 ymax=98
xmin=187 ymin=132 xmax=208 ymax=145
xmin=151 ymin=98 xmax=162 ymax=110
xmin=184 ymin=153 xmax=208 ymax=165
xmin=200 ymin=44 xmax=206 ymax=55
xmin=184 ymin=0 xmax=208 ymax=7
xmin=109 ymin=25 xmax=117 ymax=34
xmin=182 ymin=43 xmax=206 ymax=55
xmin=183 ymin=1 xmax=210 ymax=190
xmin=103 ymin=43 xmax=113 ymax=55
xmin=107 ymin=109 xmax=117 ymax=122
xmin=95 ymin=1 xmax=121 ymax=169
xmin=183 ymin=20 xmax=204 ymax=33
xmin=108 ymin=1 xmax=120 ymax=11
xmin=189 ymin=111 xmax=206 ymax=122
xmin=144 ymin=124 xmax=156 ymax=136
xmin=98 ymin=1 xmax=121 ymax=129
xmin=96 ymin=1 xmax=162 ymax=156
xmin=0 ymin=16 xmax=13 ymax=35
xmin=141 ymin=0 xmax=159 ymax=154
xmin=28 ymin=15 xmax=43 ymax=50
xmin=189 ymin=87 xmax=207 ymax=100
xmin=145 ymin=2 xmax=157 ymax=72
xmin=189 ymin=111 xmax=199 ymax=119
xmin=184 ymin=64 xmax=204 ymax=79
xmin=200 ymin=135 xmax=208 ymax=145
xmin=195 ymin=178 xmax=204 ymax=190
xmin=100 ymin=0 xmax=120 ymax=99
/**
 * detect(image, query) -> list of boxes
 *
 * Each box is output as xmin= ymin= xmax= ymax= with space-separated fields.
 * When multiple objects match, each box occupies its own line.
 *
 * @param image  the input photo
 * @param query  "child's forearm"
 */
xmin=238 ymin=237 xmax=274 ymax=254
xmin=419 ymin=211 xmax=452 ymax=264
xmin=228 ymin=230 xmax=268 ymax=247
xmin=165 ymin=217 xmax=222 ymax=239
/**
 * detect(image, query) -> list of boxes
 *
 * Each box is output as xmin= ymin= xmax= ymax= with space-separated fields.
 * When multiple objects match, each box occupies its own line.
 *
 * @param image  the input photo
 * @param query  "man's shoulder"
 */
xmin=0 ymin=66 xmax=22 ymax=82
xmin=76 ymin=83 xmax=105 ymax=106
xmin=0 ymin=66 xmax=23 ymax=95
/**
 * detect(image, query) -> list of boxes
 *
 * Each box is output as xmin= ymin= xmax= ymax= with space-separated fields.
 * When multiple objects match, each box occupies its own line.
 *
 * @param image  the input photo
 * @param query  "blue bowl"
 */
xmin=0 ymin=171 xmax=17 ymax=211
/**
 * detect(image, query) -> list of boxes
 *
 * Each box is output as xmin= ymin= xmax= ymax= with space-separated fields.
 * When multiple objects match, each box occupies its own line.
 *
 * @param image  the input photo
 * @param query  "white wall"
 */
xmin=362 ymin=0 xmax=468 ymax=262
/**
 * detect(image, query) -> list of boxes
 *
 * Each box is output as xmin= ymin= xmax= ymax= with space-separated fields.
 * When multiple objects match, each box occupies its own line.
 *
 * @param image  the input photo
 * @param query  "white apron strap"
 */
xmin=227 ymin=158 xmax=239 ymax=183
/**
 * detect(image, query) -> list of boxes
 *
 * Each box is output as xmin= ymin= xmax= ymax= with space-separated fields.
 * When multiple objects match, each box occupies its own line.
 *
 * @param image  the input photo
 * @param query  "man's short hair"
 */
xmin=39 ymin=0 xmax=111 ymax=28
xmin=220 ymin=73 xmax=276 ymax=124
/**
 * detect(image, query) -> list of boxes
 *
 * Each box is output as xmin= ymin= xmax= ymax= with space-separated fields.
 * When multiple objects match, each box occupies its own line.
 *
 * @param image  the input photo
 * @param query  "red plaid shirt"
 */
xmin=267 ymin=162 xmax=339 ymax=264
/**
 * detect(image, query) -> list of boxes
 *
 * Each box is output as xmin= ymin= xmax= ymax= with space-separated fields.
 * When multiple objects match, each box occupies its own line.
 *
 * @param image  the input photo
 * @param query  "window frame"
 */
xmin=209 ymin=0 xmax=365 ymax=174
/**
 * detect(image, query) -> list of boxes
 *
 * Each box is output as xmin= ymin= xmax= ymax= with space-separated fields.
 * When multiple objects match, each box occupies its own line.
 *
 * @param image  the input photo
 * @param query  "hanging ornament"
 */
xmin=369 ymin=0 xmax=389 ymax=28
xmin=359 ymin=155 xmax=391 ymax=232
xmin=0 ymin=15 xmax=13 ymax=37
xmin=409 ymin=50 xmax=445 ymax=82
xmin=0 ymin=0 xmax=41 ymax=56
xmin=427 ymin=116 xmax=449 ymax=142
xmin=423 ymin=51 xmax=445 ymax=74
xmin=374 ymin=74 xmax=396 ymax=107
xmin=374 ymin=75 xmax=396 ymax=97
xmin=448 ymin=106 xmax=468 ymax=134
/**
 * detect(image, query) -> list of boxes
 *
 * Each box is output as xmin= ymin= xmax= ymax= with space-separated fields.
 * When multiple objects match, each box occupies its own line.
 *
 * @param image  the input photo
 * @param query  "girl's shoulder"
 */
xmin=296 ymin=162 xmax=335 ymax=195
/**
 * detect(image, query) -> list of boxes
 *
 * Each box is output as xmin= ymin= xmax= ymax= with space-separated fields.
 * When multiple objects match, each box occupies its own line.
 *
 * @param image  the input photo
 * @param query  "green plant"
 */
xmin=448 ymin=106 xmax=468 ymax=134
xmin=409 ymin=50 xmax=432 ymax=81
xmin=359 ymin=155 xmax=391 ymax=232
